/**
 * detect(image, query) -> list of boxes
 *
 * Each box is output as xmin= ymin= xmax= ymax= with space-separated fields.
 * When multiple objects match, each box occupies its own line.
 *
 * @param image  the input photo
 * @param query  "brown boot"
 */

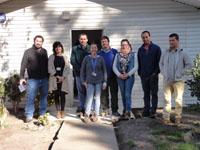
xmin=123 ymin=111 xmax=131 ymax=120
xmin=57 ymin=111 xmax=61 ymax=119
xmin=82 ymin=115 xmax=90 ymax=124
xmin=90 ymin=114 xmax=98 ymax=122
xmin=61 ymin=111 xmax=65 ymax=118
xmin=161 ymin=118 xmax=173 ymax=125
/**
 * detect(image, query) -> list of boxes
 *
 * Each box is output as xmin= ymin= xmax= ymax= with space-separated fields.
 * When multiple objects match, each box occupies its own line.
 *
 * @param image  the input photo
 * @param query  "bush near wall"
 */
xmin=186 ymin=54 xmax=200 ymax=102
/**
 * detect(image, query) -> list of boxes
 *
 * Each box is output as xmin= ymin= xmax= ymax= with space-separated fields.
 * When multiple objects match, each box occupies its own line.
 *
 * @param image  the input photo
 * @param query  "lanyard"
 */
xmin=91 ymin=57 xmax=97 ymax=73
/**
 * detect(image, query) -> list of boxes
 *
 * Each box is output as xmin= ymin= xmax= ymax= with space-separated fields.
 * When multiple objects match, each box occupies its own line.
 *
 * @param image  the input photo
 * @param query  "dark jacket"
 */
xmin=20 ymin=45 xmax=48 ymax=79
xmin=138 ymin=42 xmax=161 ymax=78
xmin=70 ymin=44 xmax=90 ymax=76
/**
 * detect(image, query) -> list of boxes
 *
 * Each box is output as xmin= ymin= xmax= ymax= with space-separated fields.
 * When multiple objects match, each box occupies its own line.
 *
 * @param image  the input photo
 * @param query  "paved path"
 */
xmin=48 ymin=107 xmax=119 ymax=150
xmin=3 ymin=102 xmax=119 ymax=150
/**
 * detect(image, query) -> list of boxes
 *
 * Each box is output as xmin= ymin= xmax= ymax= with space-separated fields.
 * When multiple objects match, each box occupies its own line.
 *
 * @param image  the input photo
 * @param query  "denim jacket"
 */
xmin=113 ymin=52 xmax=138 ymax=77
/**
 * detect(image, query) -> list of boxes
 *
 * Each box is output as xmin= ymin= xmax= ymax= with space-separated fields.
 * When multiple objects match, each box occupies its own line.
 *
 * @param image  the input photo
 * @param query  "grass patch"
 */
xmin=126 ymin=139 xmax=136 ymax=148
xmin=152 ymin=127 xmax=199 ymax=150
xmin=184 ymin=104 xmax=200 ymax=113
xmin=175 ymin=143 xmax=199 ymax=150
xmin=154 ymin=138 xmax=176 ymax=150
xmin=152 ymin=128 xmax=184 ymax=142
xmin=166 ymin=134 xmax=183 ymax=142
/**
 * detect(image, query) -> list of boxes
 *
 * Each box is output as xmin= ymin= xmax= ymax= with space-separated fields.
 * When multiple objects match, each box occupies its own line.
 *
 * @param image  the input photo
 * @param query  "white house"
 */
xmin=0 ymin=0 xmax=200 ymax=108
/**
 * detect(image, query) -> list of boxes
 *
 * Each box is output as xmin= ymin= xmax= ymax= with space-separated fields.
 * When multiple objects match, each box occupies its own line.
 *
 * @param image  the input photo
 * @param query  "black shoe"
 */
xmin=76 ymin=107 xmax=82 ymax=113
xmin=150 ymin=112 xmax=156 ymax=119
xmin=121 ymin=110 xmax=126 ymax=118
xmin=77 ymin=108 xmax=85 ymax=118
xmin=81 ymin=109 xmax=85 ymax=116
xmin=112 ymin=111 xmax=121 ymax=117
xmin=142 ymin=111 xmax=150 ymax=117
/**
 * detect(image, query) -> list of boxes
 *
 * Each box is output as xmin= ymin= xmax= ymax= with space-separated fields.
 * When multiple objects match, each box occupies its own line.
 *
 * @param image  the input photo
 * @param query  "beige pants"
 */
xmin=163 ymin=81 xmax=185 ymax=120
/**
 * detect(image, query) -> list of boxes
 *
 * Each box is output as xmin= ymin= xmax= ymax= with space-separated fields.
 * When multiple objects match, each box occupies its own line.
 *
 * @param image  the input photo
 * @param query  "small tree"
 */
xmin=0 ymin=77 xmax=8 ymax=129
xmin=186 ymin=54 xmax=200 ymax=102
xmin=0 ymin=77 xmax=5 ymax=99
xmin=4 ymin=73 xmax=24 ymax=113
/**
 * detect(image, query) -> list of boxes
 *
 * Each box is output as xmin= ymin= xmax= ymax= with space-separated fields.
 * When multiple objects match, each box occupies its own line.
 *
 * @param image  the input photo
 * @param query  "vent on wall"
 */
xmin=61 ymin=11 xmax=71 ymax=20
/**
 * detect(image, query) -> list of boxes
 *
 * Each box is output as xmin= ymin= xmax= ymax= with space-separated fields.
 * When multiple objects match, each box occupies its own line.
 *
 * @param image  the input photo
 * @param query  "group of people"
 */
xmin=20 ymin=31 xmax=191 ymax=125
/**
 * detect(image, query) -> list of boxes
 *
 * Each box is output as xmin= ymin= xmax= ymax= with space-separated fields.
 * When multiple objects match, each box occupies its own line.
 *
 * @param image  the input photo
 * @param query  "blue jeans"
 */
xmin=25 ymin=78 xmax=48 ymax=119
xmin=85 ymin=83 xmax=102 ymax=116
xmin=117 ymin=76 xmax=135 ymax=112
xmin=75 ymin=76 xmax=86 ymax=110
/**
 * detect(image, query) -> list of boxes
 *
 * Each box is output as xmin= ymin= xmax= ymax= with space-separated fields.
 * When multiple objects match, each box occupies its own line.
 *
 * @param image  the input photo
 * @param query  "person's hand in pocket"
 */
xmin=102 ymin=82 xmax=107 ymax=90
xmin=83 ymin=82 xmax=87 ymax=88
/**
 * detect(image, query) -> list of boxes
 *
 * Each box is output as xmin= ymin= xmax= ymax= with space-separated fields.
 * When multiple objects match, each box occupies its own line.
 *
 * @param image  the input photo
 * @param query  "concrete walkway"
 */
xmin=48 ymin=107 xmax=119 ymax=150
xmin=4 ymin=99 xmax=119 ymax=150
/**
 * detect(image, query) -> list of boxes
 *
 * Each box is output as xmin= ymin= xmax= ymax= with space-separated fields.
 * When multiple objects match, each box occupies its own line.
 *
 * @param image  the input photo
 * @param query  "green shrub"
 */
xmin=186 ymin=54 xmax=200 ymax=101
xmin=0 ymin=77 xmax=5 ymax=98
xmin=176 ymin=143 xmax=199 ymax=150
xmin=4 ymin=73 xmax=23 ymax=102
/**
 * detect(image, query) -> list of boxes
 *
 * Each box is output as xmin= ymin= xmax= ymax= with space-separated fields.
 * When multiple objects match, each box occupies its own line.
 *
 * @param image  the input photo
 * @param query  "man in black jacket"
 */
xmin=138 ymin=31 xmax=161 ymax=118
xmin=70 ymin=33 xmax=90 ymax=115
xmin=20 ymin=35 xmax=48 ymax=123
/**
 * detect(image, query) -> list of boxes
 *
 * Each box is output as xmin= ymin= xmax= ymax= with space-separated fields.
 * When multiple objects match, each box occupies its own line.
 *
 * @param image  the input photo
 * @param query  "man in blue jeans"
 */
xmin=70 ymin=33 xmax=90 ymax=116
xmin=20 ymin=35 xmax=48 ymax=123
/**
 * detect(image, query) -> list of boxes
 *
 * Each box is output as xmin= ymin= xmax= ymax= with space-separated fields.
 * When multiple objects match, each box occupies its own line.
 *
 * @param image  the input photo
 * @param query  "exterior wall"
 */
xmin=0 ymin=0 xmax=200 ymax=107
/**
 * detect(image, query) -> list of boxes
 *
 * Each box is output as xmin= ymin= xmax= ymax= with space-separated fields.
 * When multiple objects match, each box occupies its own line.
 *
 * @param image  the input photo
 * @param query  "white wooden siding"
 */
xmin=0 ymin=0 xmax=200 ymax=107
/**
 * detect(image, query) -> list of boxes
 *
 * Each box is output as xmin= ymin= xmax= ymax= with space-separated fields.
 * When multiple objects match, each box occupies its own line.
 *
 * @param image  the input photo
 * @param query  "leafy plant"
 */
xmin=3 ymin=73 xmax=25 ymax=114
xmin=0 ymin=77 xmax=8 ymax=129
xmin=4 ymin=73 xmax=24 ymax=102
xmin=186 ymin=54 xmax=200 ymax=101
xmin=127 ymin=139 xmax=136 ymax=148
xmin=0 ymin=103 xmax=6 ymax=117
xmin=0 ymin=103 xmax=8 ymax=129
xmin=0 ymin=77 xmax=5 ymax=98
xmin=38 ymin=113 xmax=50 ymax=126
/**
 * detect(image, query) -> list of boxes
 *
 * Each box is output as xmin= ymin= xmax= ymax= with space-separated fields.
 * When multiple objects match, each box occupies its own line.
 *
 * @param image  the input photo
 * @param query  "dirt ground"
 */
xmin=1 ymin=108 xmax=200 ymax=150
xmin=0 ymin=109 xmax=61 ymax=150
xmin=114 ymin=109 xmax=200 ymax=150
